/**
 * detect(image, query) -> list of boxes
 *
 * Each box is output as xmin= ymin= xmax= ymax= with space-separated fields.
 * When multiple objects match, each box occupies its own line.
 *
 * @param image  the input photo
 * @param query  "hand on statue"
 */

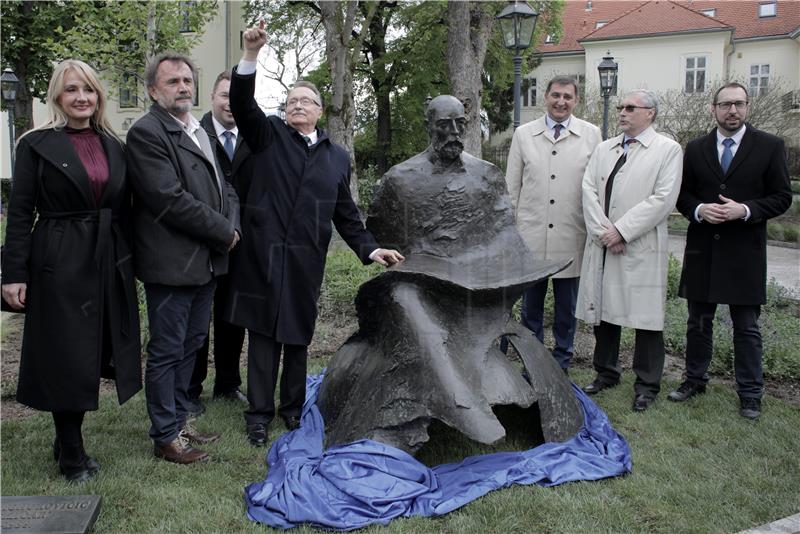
xmin=372 ymin=249 xmax=405 ymax=267
xmin=242 ymin=21 xmax=268 ymax=60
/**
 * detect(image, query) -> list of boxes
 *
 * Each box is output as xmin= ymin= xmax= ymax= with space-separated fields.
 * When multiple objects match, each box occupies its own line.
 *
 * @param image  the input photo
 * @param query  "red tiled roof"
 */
xmin=679 ymin=0 xmax=800 ymax=40
xmin=581 ymin=1 xmax=731 ymax=42
xmin=537 ymin=0 xmax=800 ymax=53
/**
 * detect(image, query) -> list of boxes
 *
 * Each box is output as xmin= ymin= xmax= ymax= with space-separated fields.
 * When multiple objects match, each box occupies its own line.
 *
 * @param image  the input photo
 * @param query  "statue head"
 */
xmin=425 ymin=95 xmax=467 ymax=162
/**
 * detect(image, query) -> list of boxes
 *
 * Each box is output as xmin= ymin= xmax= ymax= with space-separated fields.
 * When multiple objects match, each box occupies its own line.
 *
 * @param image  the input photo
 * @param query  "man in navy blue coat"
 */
xmin=228 ymin=23 xmax=403 ymax=446
xmin=669 ymin=82 xmax=791 ymax=419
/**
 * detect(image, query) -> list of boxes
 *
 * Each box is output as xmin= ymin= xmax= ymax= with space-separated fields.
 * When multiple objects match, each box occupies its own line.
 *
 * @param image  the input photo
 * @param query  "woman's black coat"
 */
xmin=2 ymin=129 xmax=141 ymax=411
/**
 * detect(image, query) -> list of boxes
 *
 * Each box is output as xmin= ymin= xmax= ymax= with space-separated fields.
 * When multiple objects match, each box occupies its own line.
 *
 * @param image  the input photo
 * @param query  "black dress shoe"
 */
xmin=213 ymin=389 xmax=248 ymax=404
xmin=53 ymin=440 xmax=100 ymax=475
xmin=739 ymin=397 xmax=761 ymax=419
xmin=632 ymin=395 xmax=654 ymax=412
xmin=583 ymin=379 xmax=619 ymax=395
xmin=283 ymin=416 xmax=301 ymax=431
xmin=247 ymin=424 xmax=268 ymax=446
xmin=667 ymin=381 xmax=706 ymax=402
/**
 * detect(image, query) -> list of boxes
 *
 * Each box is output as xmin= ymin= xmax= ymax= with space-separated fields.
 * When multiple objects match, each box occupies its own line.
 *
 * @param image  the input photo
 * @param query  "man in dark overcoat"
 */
xmin=227 ymin=23 xmax=403 ymax=447
xmin=669 ymin=82 xmax=792 ymax=419
xmin=127 ymin=52 xmax=241 ymax=463
xmin=188 ymin=70 xmax=253 ymax=412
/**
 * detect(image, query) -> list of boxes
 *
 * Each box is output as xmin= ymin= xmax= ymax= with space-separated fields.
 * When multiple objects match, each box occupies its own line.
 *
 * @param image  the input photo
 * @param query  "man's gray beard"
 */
xmin=158 ymin=95 xmax=192 ymax=115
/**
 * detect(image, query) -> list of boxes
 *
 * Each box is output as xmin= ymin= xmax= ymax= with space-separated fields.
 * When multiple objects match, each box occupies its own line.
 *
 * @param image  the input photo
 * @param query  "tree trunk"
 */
xmin=319 ymin=1 xmax=359 ymax=202
xmin=367 ymin=10 xmax=391 ymax=176
xmin=13 ymin=1 xmax=35 ymax=136
xmin=446 ymin=1 xmax=494 ymax=158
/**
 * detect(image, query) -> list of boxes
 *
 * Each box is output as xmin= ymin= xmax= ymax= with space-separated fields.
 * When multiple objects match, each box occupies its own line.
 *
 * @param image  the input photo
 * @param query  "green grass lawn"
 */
xmin=2 ymin=366 xmax=799 ymax=533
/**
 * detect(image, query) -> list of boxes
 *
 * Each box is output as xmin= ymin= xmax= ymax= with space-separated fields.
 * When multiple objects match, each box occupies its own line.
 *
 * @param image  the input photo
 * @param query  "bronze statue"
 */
xmin=318 ymin=95 xmax=583 ymax=455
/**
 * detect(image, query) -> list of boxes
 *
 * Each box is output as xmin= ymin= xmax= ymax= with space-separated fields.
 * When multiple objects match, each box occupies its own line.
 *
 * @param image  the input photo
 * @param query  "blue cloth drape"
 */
xmin=245 ymin=373 xmax=632 ymax=530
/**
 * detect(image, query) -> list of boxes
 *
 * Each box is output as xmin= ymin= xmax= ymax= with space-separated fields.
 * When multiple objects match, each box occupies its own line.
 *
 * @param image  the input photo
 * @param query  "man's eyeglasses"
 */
xmin=714 ymin=101 xmax=749 ymax=111
xmin=287 ymin=97 xmax=321 ymax=107
xmin=615 ymin=105 xmax=653 ymax=113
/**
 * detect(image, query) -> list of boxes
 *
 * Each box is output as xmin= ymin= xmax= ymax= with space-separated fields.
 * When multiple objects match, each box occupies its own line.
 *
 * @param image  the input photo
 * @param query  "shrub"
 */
xmin=664 ymin=275 xmax=800 ymax=380
xmin=790 ymin=179 xmax=800 ymax=194
xmin=783 ymin=225 xmax=799 ymax=243
xmin=767 ymin=222 xmax=784 ymax=241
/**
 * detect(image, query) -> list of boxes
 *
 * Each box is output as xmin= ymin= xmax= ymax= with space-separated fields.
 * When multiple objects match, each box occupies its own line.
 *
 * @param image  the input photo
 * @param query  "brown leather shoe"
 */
xmin=181 ymin=422 xmax=221 ymax=445
xmin=154 ymin=435 xmax=209 ymax=464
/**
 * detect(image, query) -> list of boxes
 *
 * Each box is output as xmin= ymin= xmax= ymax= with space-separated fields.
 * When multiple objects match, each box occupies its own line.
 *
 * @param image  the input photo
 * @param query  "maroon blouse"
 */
xmin=65 ymin=127 xmax=109 ymax=205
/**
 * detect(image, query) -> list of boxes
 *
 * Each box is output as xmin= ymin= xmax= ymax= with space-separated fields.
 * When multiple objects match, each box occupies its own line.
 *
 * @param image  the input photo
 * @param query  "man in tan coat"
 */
xmin=506 ymin=76 xmax=601 ymax=372
xmin=577 ymin=89 xmax=682 ymax=412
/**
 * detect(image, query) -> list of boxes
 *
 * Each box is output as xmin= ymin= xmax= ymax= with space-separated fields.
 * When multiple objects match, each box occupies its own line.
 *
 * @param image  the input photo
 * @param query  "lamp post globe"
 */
xmin=1 ymin=68 xmax=20 ymax=171
xmin=597 ymin=54 xmax=618 ymax=140
xmin=496 ymin=1 xmax=539 ymax=129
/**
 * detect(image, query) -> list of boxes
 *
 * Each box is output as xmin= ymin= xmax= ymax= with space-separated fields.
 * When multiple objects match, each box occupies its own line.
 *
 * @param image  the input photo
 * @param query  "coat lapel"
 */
xmin=700 ymin=130 xmax=723 ymax=182
xmin=30 ymin=130 xmax=94 ymax=206
xmin=725 ymin=125 xmax=755 ymax=179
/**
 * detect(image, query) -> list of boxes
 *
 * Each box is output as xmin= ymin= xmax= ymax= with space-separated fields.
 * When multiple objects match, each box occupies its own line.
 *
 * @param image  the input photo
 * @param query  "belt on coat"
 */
xmin=38 ymin=208 xmax=133 ymax=340
xmin=39 ymin=208 xmax=117 ymax=268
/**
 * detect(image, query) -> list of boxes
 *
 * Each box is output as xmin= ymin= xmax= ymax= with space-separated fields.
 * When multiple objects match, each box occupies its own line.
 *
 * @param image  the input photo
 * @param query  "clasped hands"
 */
xmin=698 ymin=195 xmax=747 ymax=224
xmin=600 ymin=224 xmax=626 ymax=255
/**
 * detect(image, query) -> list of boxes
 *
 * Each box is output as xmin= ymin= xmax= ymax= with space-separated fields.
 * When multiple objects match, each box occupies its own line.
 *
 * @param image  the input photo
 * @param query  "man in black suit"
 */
xmin=188 ymin=71 xmax=251 ymax=413
xmin=127 ymin=53 xmax=240 ymax=463
xmin=228 ymin=23 xmax=403 ymax=447
xmin=669 ymin=82 xmax=792 ymax=419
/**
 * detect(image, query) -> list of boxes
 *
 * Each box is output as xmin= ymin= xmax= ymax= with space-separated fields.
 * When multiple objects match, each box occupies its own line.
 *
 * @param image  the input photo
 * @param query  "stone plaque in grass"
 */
xmin=1 ymin=495 xmax=101 ymax=533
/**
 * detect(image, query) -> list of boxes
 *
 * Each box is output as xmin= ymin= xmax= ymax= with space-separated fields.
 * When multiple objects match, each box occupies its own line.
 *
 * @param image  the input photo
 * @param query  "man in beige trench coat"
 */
xmin=505 ymin=75 xmax=601 ymax=372
xmin=577 ymin=89 xmax=682 ymax=412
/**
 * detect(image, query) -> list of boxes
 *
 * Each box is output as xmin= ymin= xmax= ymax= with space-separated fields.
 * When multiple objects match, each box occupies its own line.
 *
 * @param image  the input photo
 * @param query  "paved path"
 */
xmin=736 ymin=512 xmax=800 ymax=534
xmin=668 ymin=234 xmax=800 ymax=296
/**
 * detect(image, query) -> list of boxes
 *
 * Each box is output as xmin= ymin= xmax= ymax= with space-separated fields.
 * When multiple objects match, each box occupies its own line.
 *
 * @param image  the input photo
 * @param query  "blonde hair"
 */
xmin=24 ymin=59 xmax=119 ymax=140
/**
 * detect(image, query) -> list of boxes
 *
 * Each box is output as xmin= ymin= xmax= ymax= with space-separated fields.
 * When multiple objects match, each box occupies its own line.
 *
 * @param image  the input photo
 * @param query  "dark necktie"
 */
xmin=553 ymin=124 xmax=563 ymax=140
xmin=302 ymin=134 xmax=312 ymax=146
xmin=721 ymin=137 xmax=735 ymax=174
xmin=604 ymin=138 xmax=638 ymax=217
xmin=222 ymin=131 xmax=235 ymax=161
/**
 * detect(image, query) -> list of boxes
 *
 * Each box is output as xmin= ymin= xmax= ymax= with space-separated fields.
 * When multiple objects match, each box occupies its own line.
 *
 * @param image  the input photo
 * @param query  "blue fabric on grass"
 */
xmin=245 ymin=372 xmax=632 ymax=530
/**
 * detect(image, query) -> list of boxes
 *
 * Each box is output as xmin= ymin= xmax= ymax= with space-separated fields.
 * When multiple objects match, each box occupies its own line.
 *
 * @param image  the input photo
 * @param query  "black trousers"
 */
xmin=244 ymin=331 xmax=307 ymax=426
xmin=685 ymin=300 xmax=763 ymax=398
xmin=592 ymin=321 xmax=664 ymax=398
xmin=188 ymin=275 xmax=245 ymax=399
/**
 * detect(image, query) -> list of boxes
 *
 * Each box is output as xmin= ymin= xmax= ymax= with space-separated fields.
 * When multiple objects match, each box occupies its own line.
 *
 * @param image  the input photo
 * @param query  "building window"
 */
xmin=758 ymin=2 xmax=776 ymax=17
xmin=750 ymin=64 xmax=770 ymax=95
xmin=700 ymin=8 xmax=716 ymax=17
xmin=522 ymin=77 xmax=536 ymax=107
xmin=544 ymin=34 xmax=556 ymax=44
xmin=119 ymin=74 xmax=139 ymax=109
xmin=595 ymin=21 xmax=607 ymax=29
xmin=684 ymin=56 xmax=706 ymax=93
xmin=180 ymin=1 xmax=196 ymax=32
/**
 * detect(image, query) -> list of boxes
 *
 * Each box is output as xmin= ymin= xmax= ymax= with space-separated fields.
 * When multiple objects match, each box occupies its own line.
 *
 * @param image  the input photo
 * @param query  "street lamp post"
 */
xmin=597 ymin=54 xmax=618 ymax=140
xmin=1 ymin=68 xmax=20 ymax=171
xmin=496 ymin=1 xmax=538 ymax=130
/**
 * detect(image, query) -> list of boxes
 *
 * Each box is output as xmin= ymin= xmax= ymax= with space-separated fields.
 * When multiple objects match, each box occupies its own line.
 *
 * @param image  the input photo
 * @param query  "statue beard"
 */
xmin=434 ymin=139 xmax=464 ymax=161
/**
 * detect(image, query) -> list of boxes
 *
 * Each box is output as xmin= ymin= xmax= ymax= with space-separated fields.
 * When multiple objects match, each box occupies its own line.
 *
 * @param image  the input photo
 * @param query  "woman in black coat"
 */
xmin=1 ymin=60 xmax=141 ymax=482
